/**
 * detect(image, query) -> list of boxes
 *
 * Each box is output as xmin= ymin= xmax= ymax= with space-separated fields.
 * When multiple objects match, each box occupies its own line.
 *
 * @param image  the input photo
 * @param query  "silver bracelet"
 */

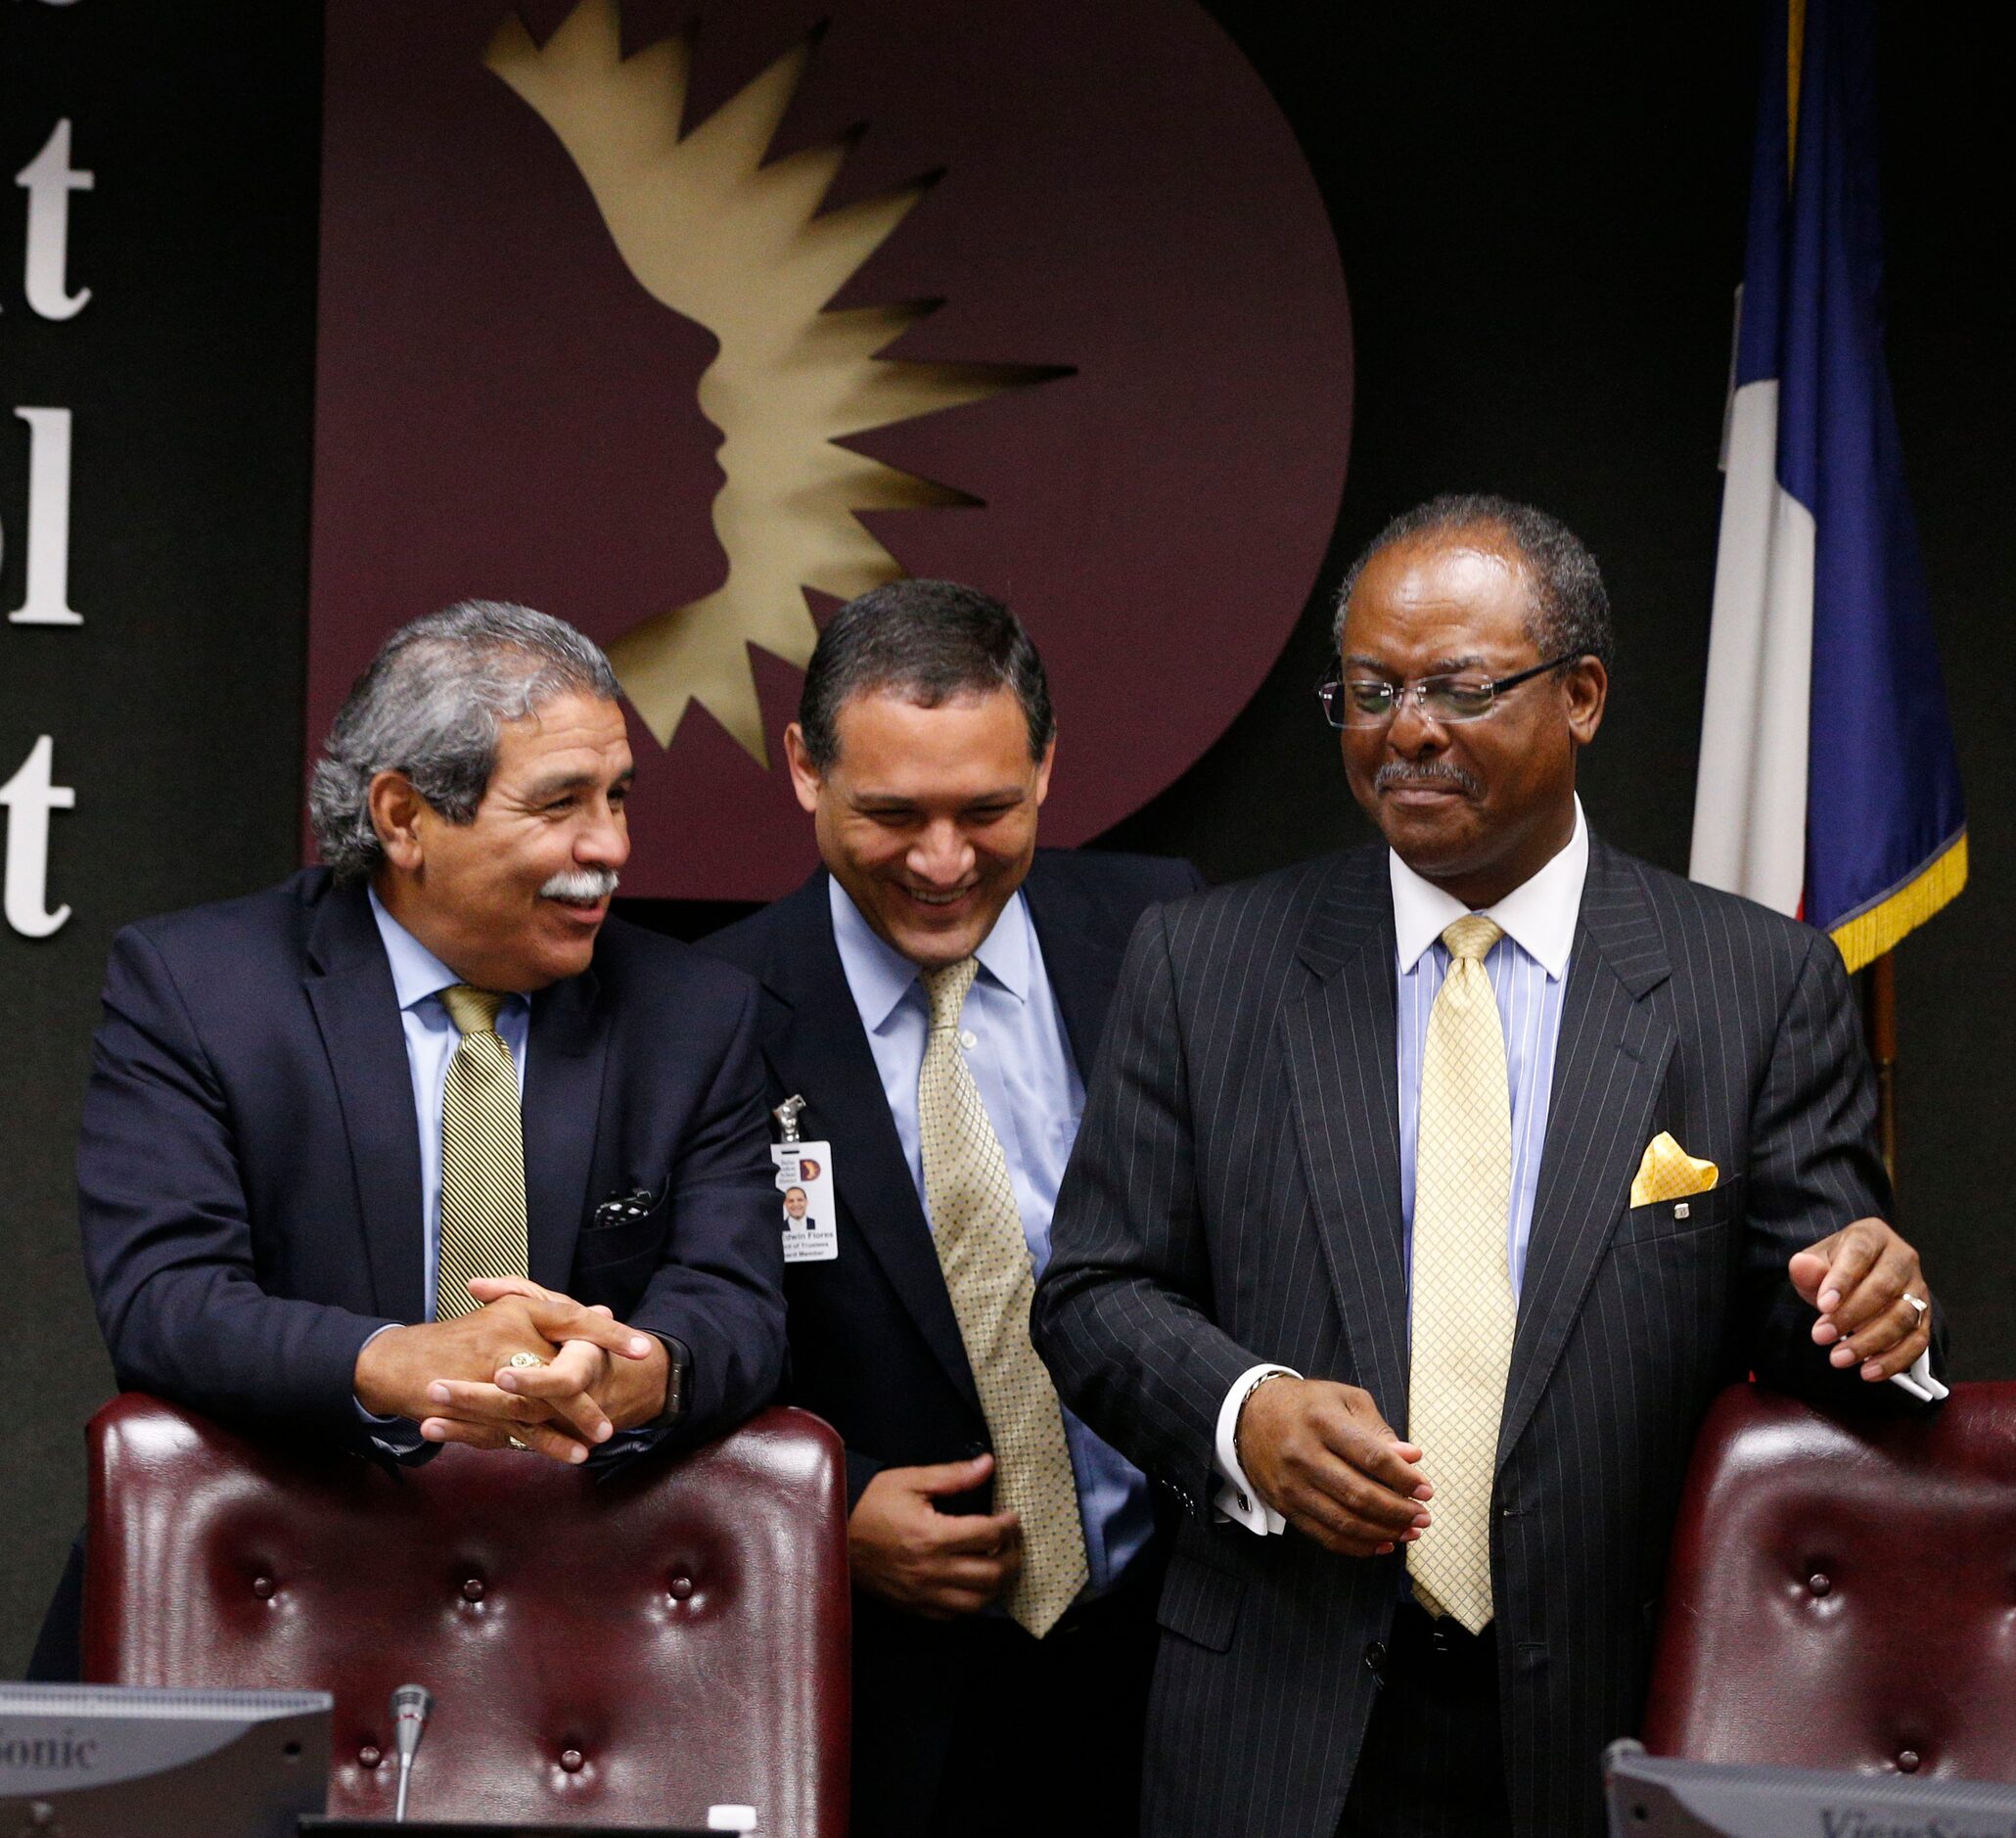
xmin=1232 ymin=1368 xmax=1296 ymax=1470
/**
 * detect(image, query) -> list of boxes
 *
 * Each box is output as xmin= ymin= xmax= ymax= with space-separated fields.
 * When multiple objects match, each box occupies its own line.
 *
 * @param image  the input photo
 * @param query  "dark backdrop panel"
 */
xmin=3 ymin=1 xmax=2008 ymax=1677
xmin=0 ymin=5 xmax=321 ymax=1671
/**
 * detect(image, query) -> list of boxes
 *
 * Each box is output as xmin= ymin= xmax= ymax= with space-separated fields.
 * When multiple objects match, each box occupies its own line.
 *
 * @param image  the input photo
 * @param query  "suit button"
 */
xmin=668 ymin=1575 xmax=695 ymax=1601
xmin=358 ymin=1746 xmax=383 ymax=1769
xmin=1808 ymin=1573 xmax=1832 ymax=1597
xmin=1363 ymin=1641 xmax=1387 ymax=1674
xmin=461 ymin=1577 xmax=485 ymax=1603
xmin=1898 ymin=1750 xmax=1921 ymax=1774
xmin=252 ymin=1576 xmax=276 ymax=1599
xmin=560 ymin=1749 xmax=585 ymax=1774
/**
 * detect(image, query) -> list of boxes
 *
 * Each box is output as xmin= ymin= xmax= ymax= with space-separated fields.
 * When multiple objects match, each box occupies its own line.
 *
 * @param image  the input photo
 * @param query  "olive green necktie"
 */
xmin=435 ymin=984 xmax=529 ymax=1320
xmin=919 ymin=957 xmax=1088 ymax=1637
xmin=1405 ymin=915 xmax=1515 ymax=1634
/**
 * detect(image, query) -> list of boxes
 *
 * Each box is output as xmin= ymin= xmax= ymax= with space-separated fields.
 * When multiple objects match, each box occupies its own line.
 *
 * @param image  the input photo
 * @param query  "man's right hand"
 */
xmin=353 ymin=1289 xmax=655 ymax=1463
xmin=848 ymin=1454 xmax=1023 ymax=1618
xmin=1237 ymin=1376 xmax=1433 ymax=1557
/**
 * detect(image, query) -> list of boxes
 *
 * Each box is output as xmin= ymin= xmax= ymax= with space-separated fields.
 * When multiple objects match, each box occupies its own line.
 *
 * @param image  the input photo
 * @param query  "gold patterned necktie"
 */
xmin=1405 ymin=914 xmax=1515 ymax=1634
xmin=918 ymin=957 xmax=1089 ymax=1637
xmin=435 ymin=984 xmax=529 ymax=1321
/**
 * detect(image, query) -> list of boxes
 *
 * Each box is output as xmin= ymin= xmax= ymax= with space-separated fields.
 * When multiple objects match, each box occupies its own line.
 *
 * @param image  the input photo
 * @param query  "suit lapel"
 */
xmin=761 ymin=876 xmax=983 ymax=1416
xmin=1496 ymin=841 xmax=1674 ymax=1470
xmin=523 ymin=967 xmax=609 ymax=1291
xmin=302 ymin=882 xmax=427 ymax=1322
xmin=1022 ymin=853 xmax=1128 ymax=1080
xmin=1280 ymin=851 xmax=1413 ymax=1426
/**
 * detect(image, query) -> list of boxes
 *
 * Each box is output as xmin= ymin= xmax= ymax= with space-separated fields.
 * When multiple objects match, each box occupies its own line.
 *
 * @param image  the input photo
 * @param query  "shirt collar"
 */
xmin=1388 ymin=795 xmax=1588 ymax=981
xmin=367 ymin=885 xmax=523 ymax=1014
xmin=827 ymin=875 xmax=1032 ymax=1033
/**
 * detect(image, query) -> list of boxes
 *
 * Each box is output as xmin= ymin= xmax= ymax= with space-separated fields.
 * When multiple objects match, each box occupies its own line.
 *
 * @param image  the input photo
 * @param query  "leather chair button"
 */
xmin=560 ymin=1749 xmax=584 ymax=1773
xmin=461 ymin=1577 xmax=485 ymax=1602
xmin=1898 ymin=1750 xmax=1921 ymax=1773
xmin=1363 ymin=1641 xmax=1387 ymax=1674
xmin=668 ymin=1575 xmax=695 ymax=1601
xmin=1808 ymin=1573 xmax=1832 ymax=1597
xmin=252 ymin=1576 xmax=276 ymax=1599
xmin=358 ymin=1746 xmax=383 ymax=1769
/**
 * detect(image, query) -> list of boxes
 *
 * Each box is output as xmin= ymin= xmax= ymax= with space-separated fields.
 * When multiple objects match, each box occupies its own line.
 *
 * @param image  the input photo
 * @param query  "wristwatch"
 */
xmin=644 ymin=1333 xmax=690 ymax=1429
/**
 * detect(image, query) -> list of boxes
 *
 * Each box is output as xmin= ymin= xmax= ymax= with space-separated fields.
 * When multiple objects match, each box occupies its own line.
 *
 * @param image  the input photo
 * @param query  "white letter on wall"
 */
xmin=15 ymin=119 xmax=94 ymax=320
xmin=0 ymin=735 xmax=75 ymax=938
xmin=6 ymin=407 xmax=82 ymax=625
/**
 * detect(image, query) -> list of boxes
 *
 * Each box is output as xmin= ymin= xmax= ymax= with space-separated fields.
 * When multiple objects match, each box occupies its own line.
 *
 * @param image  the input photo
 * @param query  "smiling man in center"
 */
xmin=702 ymin=577 xmax=1200 ymax=1838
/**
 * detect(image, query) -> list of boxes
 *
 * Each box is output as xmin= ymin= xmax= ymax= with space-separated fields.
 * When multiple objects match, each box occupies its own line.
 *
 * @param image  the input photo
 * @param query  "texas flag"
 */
xmin=1688 ymin=0 xmax=1965 ymax=970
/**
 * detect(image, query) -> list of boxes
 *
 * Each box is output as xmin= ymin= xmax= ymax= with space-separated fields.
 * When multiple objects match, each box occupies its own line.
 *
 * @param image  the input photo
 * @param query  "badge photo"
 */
xmin=772 ymin=1138 xmax=839 ymax=1264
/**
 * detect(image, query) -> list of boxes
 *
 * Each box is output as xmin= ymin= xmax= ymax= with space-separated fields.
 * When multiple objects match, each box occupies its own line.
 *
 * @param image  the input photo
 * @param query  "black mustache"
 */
xmin=1374 ymin=760 xmax=1482 ymax=798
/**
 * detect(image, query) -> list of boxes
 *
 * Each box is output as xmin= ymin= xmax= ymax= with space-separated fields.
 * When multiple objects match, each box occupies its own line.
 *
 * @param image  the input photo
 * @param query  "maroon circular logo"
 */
xmin=309 ymin=0 xmax=1352 ymax=896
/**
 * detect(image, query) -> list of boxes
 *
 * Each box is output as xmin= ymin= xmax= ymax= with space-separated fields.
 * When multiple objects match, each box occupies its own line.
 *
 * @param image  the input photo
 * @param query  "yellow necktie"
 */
xmin=919 ymin=958 xmax=1088 ymax=1637
xmin=1405 ymin=915 xmax=1515 ymax=1633
xmin=435 ymin=985 xmax=529 ymax=1321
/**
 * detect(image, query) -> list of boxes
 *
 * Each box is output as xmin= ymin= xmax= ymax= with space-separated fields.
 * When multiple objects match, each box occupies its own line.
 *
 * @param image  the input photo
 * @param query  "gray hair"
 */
xmin=798 ymin=577 xmax=1054 ymax=771
xmin=1332 ymin=493 xmax=1615 ymax=671
xmin=308 ymin=599 xmax=621 ymax=880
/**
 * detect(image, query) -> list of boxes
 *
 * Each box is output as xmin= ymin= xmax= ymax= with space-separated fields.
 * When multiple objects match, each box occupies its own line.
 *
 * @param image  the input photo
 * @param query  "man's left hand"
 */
xmin=1788 ymin=1219 xmax=1931 ymax=1382
xmin=418 ymin=1276 xmax=669 ymax=1459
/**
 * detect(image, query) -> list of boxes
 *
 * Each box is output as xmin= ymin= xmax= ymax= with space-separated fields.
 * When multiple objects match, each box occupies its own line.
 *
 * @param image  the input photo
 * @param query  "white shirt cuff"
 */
xmin=1212 ymin=1363 xmax=1298 ymax=1535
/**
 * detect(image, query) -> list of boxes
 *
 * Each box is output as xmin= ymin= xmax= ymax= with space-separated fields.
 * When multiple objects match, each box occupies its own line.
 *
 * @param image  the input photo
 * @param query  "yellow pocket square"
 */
xmin=1630 ymin=1131 xmax=1719 ymax=1209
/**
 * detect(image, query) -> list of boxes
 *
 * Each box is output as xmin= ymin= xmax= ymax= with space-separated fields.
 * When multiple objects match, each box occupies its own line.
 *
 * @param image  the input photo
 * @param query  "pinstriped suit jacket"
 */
xmin=1032 ymin=834 xmax=1909 ymax=1838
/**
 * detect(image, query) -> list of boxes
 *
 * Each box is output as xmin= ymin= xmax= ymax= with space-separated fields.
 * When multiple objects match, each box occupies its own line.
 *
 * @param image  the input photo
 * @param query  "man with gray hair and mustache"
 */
xmin=31 ymin=600 xmax=785 ymax=1677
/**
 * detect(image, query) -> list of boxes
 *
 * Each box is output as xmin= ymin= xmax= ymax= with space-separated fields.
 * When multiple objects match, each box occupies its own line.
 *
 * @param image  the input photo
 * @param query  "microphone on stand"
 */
xmin=388 ymin=1683 xmax=433 ymax=1823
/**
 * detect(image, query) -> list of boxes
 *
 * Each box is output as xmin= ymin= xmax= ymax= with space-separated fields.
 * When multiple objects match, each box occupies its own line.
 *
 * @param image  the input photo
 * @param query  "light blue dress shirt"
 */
xmin=828 ymin=877 xmax=1156 ymax=1595
xmin=1390 ymin=799 xmax=1587 ymax=1300
xmin=367 ymin=889 xmax=529 ymax=1320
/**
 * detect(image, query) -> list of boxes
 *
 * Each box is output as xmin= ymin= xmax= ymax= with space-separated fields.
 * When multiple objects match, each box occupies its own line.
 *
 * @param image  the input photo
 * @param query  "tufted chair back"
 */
xmin=1642 ymin=1380 xmax=2016 ymax=1782
xmin=82 ymin=1395 xmax=848 ymax=1834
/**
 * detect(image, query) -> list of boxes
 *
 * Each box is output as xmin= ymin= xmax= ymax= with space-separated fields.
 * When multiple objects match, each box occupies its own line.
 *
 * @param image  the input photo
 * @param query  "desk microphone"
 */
xmin=388 ymin=1683 xmax=433 ymax=1822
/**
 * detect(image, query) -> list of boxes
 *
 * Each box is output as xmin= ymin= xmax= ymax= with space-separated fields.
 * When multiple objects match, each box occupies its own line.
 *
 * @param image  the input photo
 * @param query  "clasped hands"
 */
xmin=353 ymin=1275 xmax=668 ymax=1464
xmin=1237 ymin=1217 xmax=1932 ymax=1556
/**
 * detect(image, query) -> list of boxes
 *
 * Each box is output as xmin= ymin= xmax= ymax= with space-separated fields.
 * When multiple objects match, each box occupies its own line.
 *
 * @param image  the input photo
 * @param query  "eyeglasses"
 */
xmin=1316 ymin=653 xmax=1582 ymax=729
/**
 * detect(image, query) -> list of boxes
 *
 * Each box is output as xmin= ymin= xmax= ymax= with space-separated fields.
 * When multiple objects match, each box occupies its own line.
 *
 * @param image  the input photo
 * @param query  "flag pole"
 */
xmin=1865 ymin=952 xmax=1898 ymax=1188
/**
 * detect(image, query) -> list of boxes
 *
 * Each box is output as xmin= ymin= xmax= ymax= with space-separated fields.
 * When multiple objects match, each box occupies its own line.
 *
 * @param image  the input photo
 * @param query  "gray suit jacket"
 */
xmin=1032 ymin=835 xmax=1921 ymax=1838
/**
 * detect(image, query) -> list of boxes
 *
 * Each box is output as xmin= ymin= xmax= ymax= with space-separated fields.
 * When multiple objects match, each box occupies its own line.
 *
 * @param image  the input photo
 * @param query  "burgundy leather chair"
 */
xmin=83 ymin=1395 xmax=848 ymax=1834
xmin=1643 ymin=1380 xmax=2016 ymax=1783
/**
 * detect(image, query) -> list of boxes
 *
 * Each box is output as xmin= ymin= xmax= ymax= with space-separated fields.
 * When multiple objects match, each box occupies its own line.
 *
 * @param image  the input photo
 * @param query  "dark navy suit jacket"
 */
xmin=700 ymin=847 xmax=1199 ymax=1833
xmin=76 ymin=868 xmax=787 ymax=1453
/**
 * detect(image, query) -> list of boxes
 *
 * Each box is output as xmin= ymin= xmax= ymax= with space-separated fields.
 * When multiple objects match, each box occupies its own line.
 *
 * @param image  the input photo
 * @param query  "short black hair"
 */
xmin=1332 ymin=493 xmax=1614 ymax=671
xmin=798 ymin=578 xmax=1055 ymax=770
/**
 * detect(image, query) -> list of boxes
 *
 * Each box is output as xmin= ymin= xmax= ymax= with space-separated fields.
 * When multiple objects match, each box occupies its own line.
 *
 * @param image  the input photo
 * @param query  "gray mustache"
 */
xmin=1374 ymin=759 xmax=1482 ymax=799
xmin=540 ymin=866 xmax=620 ymax=901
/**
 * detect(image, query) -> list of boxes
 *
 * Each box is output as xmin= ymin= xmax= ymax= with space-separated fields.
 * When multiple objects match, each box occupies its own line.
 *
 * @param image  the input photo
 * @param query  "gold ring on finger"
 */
xmin=507 ymin=1434 xmax=530 ymax=1451
xmin=1903 ymin=1293 xmax=1928 ymax=1317
xmin=507 ymin=1351 xmax=547 ymax=1369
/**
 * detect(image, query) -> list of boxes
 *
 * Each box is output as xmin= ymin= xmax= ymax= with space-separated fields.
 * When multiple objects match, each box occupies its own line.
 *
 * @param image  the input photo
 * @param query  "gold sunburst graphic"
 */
xmin=485 ymin=1 xmax=1070 ymax=762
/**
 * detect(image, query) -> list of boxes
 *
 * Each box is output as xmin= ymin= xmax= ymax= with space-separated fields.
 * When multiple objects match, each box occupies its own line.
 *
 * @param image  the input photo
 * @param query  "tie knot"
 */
xmin=922 ymin=957 xmax=980 ymax=1032
xmin=439 ymin=984 xmax=507 ymax=1037
xmin=1441 ymin=915 xmax=1503 ymax=963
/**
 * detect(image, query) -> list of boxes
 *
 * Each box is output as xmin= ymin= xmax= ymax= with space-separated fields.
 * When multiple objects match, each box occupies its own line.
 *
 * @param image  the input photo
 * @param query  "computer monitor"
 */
xmin=1606 ymin=1738 xmax=2016 ymax=1836
xmin=0 ymin=1681 xmax=330 ymax=1838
